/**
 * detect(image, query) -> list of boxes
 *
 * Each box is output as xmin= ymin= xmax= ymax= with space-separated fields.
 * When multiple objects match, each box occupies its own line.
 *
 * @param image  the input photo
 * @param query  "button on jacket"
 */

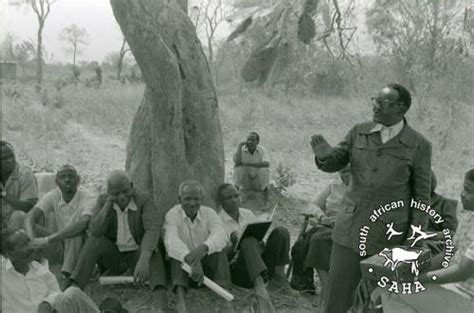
xmin=316 ymin=120 xmax=432 ymax=255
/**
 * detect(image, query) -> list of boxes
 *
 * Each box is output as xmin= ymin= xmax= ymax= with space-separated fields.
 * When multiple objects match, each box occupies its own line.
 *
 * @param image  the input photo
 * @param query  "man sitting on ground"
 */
xmin=290 ymin=166 xmax=350 ymax=301
xmin=233 ymin=132 xmax=270 ymax=202
xmin=69 ymin=170 xmax=167 ymax=312
xmin=164 ymin=180 xmax=230 ymax=313
xmin=1 ymin=228 xmax=99 ymax=313
xmin=381 ymin=168 xmax=474 ymax=313
xmin=24 ymin=165 xmax=96 ymax=278
xmin=425 ymin=169 xmax=459 ymax=266
xmin=1 ymin=140 xmax=38 ymax=229
xmin=217 ymin=183 xmax=295 ymax=311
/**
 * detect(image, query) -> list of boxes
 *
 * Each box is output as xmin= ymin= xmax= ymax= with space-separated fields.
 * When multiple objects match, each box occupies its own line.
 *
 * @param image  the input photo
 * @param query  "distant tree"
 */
xmin=21 ymin=0 xmax=58 ymax=89
xmin=116 ymin=37 xmax=131 ymax=79
xmin=189 ymin=0 xmax=231 ymax=63
xmin=58 ymin=24 xmax=89 ymax=66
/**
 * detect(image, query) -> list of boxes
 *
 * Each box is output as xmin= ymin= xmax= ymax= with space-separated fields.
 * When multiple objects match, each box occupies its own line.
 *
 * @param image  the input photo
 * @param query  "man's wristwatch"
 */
xmin=0 ymin=191 xmax=6 ymax=198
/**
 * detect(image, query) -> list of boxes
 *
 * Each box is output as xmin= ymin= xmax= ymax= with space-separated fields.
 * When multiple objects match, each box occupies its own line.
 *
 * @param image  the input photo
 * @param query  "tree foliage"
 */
xmin=225 ymin=0 xmax=358 ymax=85
xmin=367 ymin=0 xmax=471 ymax=82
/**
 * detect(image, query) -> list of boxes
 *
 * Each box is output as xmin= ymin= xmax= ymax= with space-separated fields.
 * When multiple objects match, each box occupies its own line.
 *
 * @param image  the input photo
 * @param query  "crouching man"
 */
xmin=69 ymin=170 xmax=167 ymax=312
xmin=164 ymin=180 xmax=231 ymax=313
xmin=217 ymin=183 xmax=296 ymax=311
xmin=24 ymin=165 xmax=96 ymax=277
xmin=1 ymin=228 xmax=99 ymax=313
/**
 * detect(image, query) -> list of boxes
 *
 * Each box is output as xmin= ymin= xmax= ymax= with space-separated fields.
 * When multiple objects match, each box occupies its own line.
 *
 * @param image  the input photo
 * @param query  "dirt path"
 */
xmin=64 ymin=121 xmax=128 ymax=192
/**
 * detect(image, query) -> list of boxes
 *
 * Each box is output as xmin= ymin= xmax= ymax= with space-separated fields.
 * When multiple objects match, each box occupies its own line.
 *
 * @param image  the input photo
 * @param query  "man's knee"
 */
xmin=240 ymin=237 xmax=260 ymax=251
xmin=271 ymin=226 xmax=290 ymax=241
xmin=9 ymin=211 xmax=26 ymax=230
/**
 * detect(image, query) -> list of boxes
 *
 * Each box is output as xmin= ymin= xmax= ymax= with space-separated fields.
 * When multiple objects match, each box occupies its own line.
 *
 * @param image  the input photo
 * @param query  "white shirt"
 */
xmin=370 ymin=119 xmax=404 ymax=144
xmin=113 ymin=200 xmax=139 ymax=252
xmin=164 ymin=205 xmax=229 ymax=262
xmin=36 ymin=188 xmax=96 ymax=231
xmin=218 ymin=207 xmax=257 ymax=240
xmin=1 ymin=257 xmax=61 ymax=313
xmin=238 ymin=145 xmax=266 ymax=164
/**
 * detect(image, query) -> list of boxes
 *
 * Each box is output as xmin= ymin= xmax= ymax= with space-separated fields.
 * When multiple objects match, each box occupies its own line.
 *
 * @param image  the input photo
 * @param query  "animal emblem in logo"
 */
xmin=379 ymin=224 xmax=436 ymax=276
xmin=378 ymin=247 xmax=423 ymax=276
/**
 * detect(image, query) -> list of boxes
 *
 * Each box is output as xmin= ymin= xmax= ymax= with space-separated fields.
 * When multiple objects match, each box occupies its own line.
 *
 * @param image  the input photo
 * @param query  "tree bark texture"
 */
xmin=110 ymin=0 xmax=225 ymax=213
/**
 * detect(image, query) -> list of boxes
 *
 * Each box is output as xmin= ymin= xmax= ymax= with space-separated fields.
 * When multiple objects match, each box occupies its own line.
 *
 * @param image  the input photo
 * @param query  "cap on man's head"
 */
xmin=57 ymin=164 xmax=78 ymax=176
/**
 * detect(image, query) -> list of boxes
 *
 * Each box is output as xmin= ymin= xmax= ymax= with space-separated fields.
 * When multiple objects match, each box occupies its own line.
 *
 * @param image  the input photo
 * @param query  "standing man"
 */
xmin=24 ymin=165 xmax=96 ymax=277
xmin=233 ymin=132 xmax=270 ymax=202
xmin=1 ymin=141 xmax=38 ymax=228
xmin=164 ymin=180 xmax=230 ymax=313
xmin=217 ymin=183 xmax=295 ymax=312
xmin=310 ymin=84 xmax=432 ymax=313
xmin=69 ymin=170 xmax=167 ymax=312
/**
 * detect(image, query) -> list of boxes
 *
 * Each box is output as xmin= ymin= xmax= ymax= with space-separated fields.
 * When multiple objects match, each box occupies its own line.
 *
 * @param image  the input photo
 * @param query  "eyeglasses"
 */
xmin=370 ymin=97 xmax=399 ymax=110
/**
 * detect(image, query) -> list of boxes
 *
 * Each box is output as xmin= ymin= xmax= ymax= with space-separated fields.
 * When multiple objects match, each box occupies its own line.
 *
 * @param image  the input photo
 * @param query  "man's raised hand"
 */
xmin=310 ymin=135 xmax=333 ymax=159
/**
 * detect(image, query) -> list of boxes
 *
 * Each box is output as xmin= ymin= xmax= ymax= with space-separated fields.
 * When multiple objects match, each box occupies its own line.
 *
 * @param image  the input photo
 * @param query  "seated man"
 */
xmin=1 ymin=228 xmax=99 ymax=313
xmin=381 ymin=168 xmax=474 ymax=313
xmin=24 ymin=165 xmax=96 ymax=277
xmin=69 ymin=170 xmax=167 ymax=312
xmin=424 ymin=170 xmax=458 ymax=264
xmin=290 ymin=166 xmax=350 ymax=299
xmin=164 ymin=180 xmax=230 ymax=313
xmin=217 ymin=183 xmax=295 ymax=310
xmin=1 ymin=140 xmax=38 ymax=228
xmin=233 ymin=132 xmax=270 ymax=201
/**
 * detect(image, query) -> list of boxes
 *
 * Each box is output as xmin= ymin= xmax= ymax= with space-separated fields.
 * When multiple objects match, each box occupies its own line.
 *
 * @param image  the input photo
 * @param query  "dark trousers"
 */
xmin=70 ymin=236 xmax=167 ymax=289
xmin=230 ymin=226 xmax=290 ymax=288
xmin=324 ymin=242 xmax=362 ymax=313
xmin=170 ymin=251 xmax=230 ymax=289
xmin=304 ymin=226 xmax=333 ymax=271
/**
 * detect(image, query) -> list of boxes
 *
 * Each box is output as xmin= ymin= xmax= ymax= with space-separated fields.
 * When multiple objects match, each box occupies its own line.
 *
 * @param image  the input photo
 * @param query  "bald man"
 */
xmin=1 ymin=141 xmax=38 ymax=228
xmin=164 ymin=180 xmax=230 ymax=313
xmin=69 ymin=170 xmax=167 ymax=311
xmin=24 ymin=165 xmax=96 ymax=276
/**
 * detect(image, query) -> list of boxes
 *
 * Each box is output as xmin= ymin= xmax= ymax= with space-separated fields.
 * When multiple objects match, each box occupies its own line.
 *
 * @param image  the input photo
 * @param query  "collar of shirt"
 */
xmin=113 ymin=199 xmax=138 ymax=213
xmin=179 ymin=205 xmax=203 ymax=223
xmin=3 ymin=257 xmax=47 ymax=276
xmin=219 ymin=207 xmax=256 ymax=235
xmin=370 ymin=118 xmax=404 ymax=141
xmin=57 ymin=188 xmax=81 ymax=207
xmin=370 ymin=118 xmax=404 ymax=134
xmin=242 ymin=145 xmax=261 ymax=153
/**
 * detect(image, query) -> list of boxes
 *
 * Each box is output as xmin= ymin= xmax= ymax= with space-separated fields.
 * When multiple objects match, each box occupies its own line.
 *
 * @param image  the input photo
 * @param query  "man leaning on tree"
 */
xmin=310 ymin=83 xmax=432 ymax=313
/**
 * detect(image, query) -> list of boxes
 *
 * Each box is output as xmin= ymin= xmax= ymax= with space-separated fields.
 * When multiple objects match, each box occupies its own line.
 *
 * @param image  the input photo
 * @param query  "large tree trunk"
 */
xmin=110 ymin=0 xmax=225 ymax=213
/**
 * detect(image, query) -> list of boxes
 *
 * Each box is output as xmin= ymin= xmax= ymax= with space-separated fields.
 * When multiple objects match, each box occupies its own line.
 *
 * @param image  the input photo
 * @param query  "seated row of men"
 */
xmin=1 ymin=142 xmax=294 ymax=313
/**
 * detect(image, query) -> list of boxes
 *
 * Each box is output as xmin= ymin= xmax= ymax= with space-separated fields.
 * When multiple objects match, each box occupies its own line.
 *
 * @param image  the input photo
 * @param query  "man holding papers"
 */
xmin=217 ymin=183 xmax=296 ymax=305
xmin=164 ymin=180 xmax=231 ymax=313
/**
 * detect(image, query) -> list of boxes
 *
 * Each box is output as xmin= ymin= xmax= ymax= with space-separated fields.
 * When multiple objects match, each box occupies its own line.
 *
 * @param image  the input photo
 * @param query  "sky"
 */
xmin=2 ymin=0 xmax=231 ymax=64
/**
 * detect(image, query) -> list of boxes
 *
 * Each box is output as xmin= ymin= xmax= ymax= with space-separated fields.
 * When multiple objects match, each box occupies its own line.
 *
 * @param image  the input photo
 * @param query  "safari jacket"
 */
xmin=316 ymin=120 xmax=432 ymax=255
xmin=89 ymin=191 xmax=161 ymax=253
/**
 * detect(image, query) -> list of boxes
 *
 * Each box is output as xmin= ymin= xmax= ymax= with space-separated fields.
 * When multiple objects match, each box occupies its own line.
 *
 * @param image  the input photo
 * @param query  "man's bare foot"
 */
xmin=176 ymin=286 xmax=187 ymax=313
